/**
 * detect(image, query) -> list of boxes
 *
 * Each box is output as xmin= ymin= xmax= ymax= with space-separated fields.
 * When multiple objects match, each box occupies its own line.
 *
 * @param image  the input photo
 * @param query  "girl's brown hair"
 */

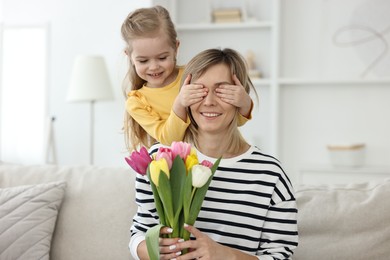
xmin=121 ymin=6 xmax=177 ymax=151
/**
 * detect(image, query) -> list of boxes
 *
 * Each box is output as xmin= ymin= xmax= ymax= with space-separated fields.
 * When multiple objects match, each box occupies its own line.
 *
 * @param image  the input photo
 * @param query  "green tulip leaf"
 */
xmin=170 ymin=156 xmax=186 ymax=218
xmin=188 ymin=157 xmax=221 ymax=225
xmin=145 ymin=224 xmax=164 ymax=260
xmin=183 ymin=169 xmax=192 ymax=218
xmin=157 ymin=170 xmax=174 ymax=228
xmin=211 ymin=157 xmax=222 ymax=173
xmin=182 ymin=169 xmax=193 ymax=240
xmin=147 ymin=167 xmax=166 ymax=225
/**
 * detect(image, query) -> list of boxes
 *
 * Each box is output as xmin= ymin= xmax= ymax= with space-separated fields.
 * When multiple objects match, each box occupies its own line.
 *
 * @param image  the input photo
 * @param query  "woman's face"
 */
xmin=130 ymin=32 xmax=177 ymax=88
xmin=189 ymin=63 xmax=236 ymax=135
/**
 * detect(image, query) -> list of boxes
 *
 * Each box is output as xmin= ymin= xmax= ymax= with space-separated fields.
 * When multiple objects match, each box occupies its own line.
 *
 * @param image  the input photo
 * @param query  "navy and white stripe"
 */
xmin=130 ymin=146 xmax=298 ymax=259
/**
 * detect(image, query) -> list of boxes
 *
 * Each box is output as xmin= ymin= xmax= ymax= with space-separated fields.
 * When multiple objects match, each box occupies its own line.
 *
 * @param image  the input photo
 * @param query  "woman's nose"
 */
xmin=203 ymin=90 xmax=216 ymax=105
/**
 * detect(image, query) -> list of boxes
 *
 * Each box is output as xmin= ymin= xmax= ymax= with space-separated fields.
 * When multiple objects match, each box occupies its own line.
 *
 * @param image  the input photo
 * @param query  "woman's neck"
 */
xmin=196 ymin=132 xmax=249 ymax=159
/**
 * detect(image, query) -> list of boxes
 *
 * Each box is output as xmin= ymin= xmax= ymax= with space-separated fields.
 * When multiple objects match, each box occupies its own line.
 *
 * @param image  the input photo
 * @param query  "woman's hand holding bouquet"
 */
xmin=125 ymin=141 xmax=220 ymax=259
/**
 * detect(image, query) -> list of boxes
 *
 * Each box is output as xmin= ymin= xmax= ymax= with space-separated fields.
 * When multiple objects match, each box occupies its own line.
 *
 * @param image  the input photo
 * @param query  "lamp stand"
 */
xmin=90 ymin=100 xmax=95 ymax=165
xmin=45 ymin=116 xmax=57 ymax=164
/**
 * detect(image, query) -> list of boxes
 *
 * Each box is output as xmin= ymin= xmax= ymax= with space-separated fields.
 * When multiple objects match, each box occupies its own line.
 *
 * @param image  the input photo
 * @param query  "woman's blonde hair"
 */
xmin=181 ymin=48 xmax=257 ymax=155
xmin=121 ymin=5 xmax=178 ymax=151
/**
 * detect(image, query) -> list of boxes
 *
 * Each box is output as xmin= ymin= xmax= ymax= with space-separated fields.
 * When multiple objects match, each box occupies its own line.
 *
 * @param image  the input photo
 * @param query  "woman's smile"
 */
xmin=200 ymin=112 xmax=222 ymax=118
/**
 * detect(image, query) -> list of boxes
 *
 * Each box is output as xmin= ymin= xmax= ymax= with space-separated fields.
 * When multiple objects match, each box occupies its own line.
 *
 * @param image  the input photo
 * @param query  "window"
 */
xmin=0 ymin=25 xmax=48 ymax=164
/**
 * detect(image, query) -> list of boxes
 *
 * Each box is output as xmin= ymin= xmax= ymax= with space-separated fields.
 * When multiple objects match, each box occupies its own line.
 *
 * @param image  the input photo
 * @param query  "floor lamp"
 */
xmin=66 ymin=55 xmax=114 ymax=165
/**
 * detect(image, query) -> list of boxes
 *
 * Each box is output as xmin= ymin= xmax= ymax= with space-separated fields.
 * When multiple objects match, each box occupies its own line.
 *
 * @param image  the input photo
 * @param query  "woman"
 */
xmin=130 ymin=48 xmax=298 ymax=259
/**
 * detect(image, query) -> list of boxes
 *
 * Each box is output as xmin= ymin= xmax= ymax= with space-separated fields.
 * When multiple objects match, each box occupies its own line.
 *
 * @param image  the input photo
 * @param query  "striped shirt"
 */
xmin=129 ymin=145 xmax=298 ymax=259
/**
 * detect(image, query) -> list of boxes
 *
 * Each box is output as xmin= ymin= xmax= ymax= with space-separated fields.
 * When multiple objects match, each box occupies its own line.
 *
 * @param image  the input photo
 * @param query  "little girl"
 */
xmin=121 ymin=5 xmax=253 ymax=151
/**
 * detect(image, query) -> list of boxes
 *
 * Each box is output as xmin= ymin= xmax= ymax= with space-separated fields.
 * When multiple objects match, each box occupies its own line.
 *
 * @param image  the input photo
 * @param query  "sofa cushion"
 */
xmin=0 ymin=181 xmax=66 ymax=260
xmin=294 ymin=178 xmax=390 ymax=260
xmin=0 ymin=163 xmax=136 ymax=260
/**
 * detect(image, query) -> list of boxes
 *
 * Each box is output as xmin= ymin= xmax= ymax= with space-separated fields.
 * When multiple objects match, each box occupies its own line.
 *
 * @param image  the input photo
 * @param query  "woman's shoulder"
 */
xmin=237 ymin=146 xmax=286 ymax=175
xmin=248 ymin=146 xmax=281 ymax=164
xmin=248 ymin=146 xmax=294 ymax=192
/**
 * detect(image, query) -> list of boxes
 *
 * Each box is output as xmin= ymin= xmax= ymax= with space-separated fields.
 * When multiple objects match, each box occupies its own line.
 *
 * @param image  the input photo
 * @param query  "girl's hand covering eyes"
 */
xmin=177 ymin=74 xmax=208 ymax=108
xmin=215 ymin=74 xmax=252 ymax=118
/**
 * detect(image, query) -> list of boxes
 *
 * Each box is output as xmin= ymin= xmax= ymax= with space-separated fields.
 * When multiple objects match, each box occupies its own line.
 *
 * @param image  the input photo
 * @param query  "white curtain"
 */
xmin=0 ymin=25 xmax=48 ymax=164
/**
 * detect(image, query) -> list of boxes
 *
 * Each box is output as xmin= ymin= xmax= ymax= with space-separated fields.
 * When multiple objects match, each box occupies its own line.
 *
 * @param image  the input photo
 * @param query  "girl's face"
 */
xmin=130 ymin=33 xmax=178 ymax=88
xmin=189 ymin=63 xmax=236 ymax=135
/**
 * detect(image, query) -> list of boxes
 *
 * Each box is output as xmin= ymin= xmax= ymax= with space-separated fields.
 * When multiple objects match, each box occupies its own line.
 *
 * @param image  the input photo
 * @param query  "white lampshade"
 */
xmin=67 ymin=55 xmax=114 ymax=102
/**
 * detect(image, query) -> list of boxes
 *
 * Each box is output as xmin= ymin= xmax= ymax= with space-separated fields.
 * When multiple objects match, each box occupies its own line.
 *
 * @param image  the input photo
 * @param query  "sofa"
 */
xmin=0 ymin=163 xmax=136 ymax=260
xmin=0 ymin=162 xmax=389 ymax=260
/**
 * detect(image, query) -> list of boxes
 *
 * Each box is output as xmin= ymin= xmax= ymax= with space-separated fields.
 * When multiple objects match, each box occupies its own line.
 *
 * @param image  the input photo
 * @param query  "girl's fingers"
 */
xmin=185 ymin=84 xmax=208 ymax=98
xmin=232 ymin=74 xmax=242 ymax=86
xmin=190 ymin=83 xmax=206 ymax=90
xmin=184 ymin=74 xmax=192 ymax=84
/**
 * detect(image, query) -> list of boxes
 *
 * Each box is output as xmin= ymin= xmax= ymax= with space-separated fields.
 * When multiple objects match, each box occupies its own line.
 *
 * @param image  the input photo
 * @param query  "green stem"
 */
xmin=190 ymin=187 xmax=197 ymax=204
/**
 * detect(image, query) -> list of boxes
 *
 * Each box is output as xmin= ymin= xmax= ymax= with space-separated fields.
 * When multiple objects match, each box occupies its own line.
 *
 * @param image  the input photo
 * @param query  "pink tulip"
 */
xmin=200 ymin=160 xmax=214 ymax=169
xmin=155 ymin=147 xmax=173 ymax=169
xmin=125 ymin=146 xmax=152 ymax=175
xmin=171 ymin=141 xmax=192 ymax=160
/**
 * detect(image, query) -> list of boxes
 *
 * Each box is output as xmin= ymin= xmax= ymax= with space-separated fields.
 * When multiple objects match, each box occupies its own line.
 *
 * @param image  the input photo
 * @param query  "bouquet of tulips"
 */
xmin=125 ymin=141 xmax=221 ymax=259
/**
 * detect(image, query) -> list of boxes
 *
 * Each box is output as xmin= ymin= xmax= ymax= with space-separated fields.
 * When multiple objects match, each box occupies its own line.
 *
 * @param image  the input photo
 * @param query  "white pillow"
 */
xmin=294 ymin=179 xmax=390 ymax=260
xmin=0 ymin=181 xmax=66 ymax=260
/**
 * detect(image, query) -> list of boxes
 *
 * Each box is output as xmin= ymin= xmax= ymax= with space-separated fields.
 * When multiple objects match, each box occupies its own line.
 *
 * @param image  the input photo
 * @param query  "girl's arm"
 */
xmin=126 ymin=92 xmax=190 ymax=145
xmin=127 ymin=75 xmax=207 ymax=145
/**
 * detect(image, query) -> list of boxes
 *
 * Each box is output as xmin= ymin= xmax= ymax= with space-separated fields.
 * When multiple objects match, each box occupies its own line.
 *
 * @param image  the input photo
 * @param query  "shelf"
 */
xmin=278 ymin=78 xmax=390 ymax=86
xmin=300 ymin=165 xmax=390 ymax=175
xmin=176 ymin=21 xmax=273 ymax=31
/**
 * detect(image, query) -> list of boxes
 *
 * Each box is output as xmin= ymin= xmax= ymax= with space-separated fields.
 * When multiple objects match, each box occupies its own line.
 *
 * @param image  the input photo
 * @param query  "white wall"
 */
xmin=280 ymin=0 xmax=390 ymax=181
xmin=2 ymin=0 xmax=389 ymax=175
xmin=1 ymin=0 xmax=151 ymax=166
xmin=281 ymin=0 xmax=390 ymax=79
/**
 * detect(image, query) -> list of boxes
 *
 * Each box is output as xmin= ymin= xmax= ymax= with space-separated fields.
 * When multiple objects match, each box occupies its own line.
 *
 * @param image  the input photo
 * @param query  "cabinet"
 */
xmin=153 ymin=0 xmax=390 ymax=184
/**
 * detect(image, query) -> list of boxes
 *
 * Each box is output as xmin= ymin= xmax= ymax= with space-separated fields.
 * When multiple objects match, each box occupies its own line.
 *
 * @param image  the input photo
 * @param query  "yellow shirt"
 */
xmin=126 ymin=67 xmax=189 ymax=145
xmin=126 ymin=67 xmax=252 ymax=145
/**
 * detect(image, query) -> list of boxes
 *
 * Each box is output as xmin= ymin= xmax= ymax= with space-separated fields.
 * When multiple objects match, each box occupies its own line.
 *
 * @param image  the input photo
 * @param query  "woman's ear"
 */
xmin=124 ymin=49 xmax=129 ymax=56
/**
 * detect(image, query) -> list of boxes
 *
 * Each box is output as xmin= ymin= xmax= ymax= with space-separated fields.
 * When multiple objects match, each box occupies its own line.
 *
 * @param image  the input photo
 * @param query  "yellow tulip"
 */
xmin=149 ymin=158 xmax=170 ymax=187
xmin=185 ymin=153 xmax=199 ymax=173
